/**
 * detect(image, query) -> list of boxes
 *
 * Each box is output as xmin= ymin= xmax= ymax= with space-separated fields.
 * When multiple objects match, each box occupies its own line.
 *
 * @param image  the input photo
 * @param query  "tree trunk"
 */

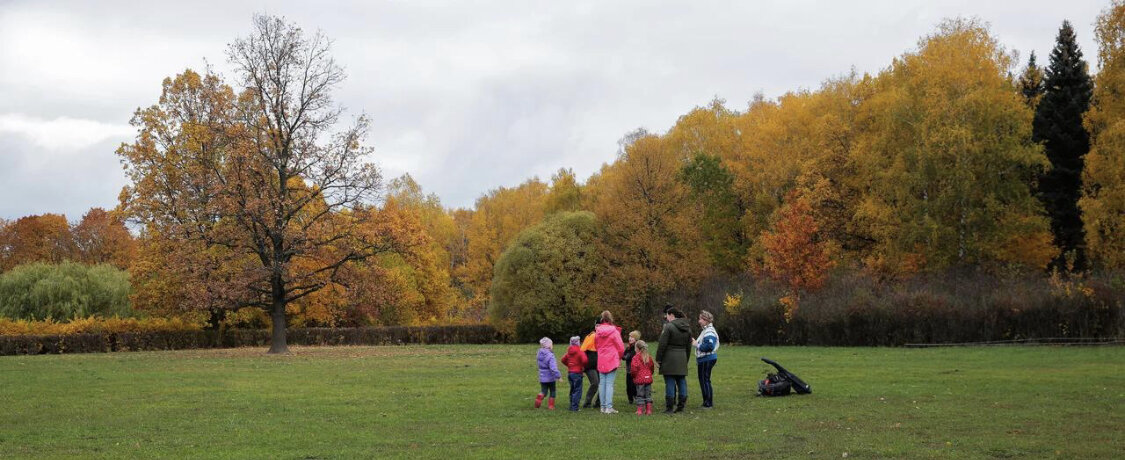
xmin=267 ymin=297 xmax=289 ymax=354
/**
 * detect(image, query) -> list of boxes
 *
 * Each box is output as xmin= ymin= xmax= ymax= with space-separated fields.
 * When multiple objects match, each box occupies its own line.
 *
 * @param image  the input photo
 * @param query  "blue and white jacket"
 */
xmin=694 ymin=324 xmax=719 ymax=363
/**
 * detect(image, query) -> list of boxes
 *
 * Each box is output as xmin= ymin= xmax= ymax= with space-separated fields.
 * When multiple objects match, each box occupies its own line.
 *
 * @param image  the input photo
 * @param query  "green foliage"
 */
xmin=1034 ymin=20 xmax=1094 ymax=271
xmin=0 ymin=262 xmax=133 ymax=321
xmin=678 ymin=153 xmax=747 ymax=273
xmin=489 ymin=211 xmax=602 ymax=342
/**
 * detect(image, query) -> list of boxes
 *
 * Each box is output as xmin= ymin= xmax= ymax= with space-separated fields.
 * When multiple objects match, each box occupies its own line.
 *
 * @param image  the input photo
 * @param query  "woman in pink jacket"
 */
xmin=594 ymin=310 xmax=626 ymax=414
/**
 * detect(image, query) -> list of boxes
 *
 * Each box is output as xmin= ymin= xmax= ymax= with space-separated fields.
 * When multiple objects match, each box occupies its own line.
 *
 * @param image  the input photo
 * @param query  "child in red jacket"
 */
xmin=560 ymin=336 xmax=588 ymax=411
xmin=629 ymin=340 xmax=656 ymax=415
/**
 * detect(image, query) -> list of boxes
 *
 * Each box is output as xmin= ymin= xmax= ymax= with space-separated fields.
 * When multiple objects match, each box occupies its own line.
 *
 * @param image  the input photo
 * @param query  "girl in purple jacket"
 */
xmin=535 ymin=337 xmax=562 ymax=410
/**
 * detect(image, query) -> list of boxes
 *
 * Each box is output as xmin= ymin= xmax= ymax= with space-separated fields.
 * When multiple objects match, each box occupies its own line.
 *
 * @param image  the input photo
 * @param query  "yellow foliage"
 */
xmin=1082 ymin=1 xmax=1125 ymax=269
xmin=722 ymin=292 xmax=743 ymax=316
xmin=0 ymin=317 xmax=202 ymax=336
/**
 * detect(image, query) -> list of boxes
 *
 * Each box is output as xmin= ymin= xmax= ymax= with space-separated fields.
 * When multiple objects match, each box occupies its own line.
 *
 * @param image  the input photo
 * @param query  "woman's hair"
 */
xmin=699 ymin=310 xmax=714 ymax=324
xmin=665 ymin=307 xmax=685 ymax=318
xmin=539 ymin=337 xmax=553 ymax=348
xmin=635 ymin=340 xmax=651 ymax=364
xmin=628 ymin=330 xmax=641 ymax=341
xmin=569 ymin=336 xmax=581 ymax=346
xmin=600 ymin=310 xmax=614 ymax=324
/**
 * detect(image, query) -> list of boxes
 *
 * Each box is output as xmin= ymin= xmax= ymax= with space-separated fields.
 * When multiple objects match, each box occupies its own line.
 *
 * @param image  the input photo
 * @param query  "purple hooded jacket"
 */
xmin=537 ymin=347 xmax=561 ymax=383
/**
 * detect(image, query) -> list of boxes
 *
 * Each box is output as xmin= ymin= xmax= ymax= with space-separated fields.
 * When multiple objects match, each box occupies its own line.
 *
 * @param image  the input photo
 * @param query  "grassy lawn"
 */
xmin=0 ymin=344 xmax=1122 ymax=459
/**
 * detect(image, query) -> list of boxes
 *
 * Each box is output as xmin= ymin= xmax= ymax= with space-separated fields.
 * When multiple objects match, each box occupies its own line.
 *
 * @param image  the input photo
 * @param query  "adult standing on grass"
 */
xmin=594 ymin=310 xmax=626 ymax=414
xmin=657 ymin=306 xmax=692 ymax=414
xmin=692 ymin=310 xmax=719 ymax=409
xmin=580 ymin=326 xmax=600 ymax=408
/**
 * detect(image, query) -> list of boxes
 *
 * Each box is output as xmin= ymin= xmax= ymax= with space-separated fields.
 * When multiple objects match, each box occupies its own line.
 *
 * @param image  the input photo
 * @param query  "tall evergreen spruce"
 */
xmin=1033 ymin=21 xmax=1093 ymax=272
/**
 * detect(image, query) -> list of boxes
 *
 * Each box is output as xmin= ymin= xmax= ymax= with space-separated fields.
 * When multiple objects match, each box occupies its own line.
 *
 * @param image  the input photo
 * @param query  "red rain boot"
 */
xmin=645 ymin=402 xmax=653 ymax=415
xmin=534 ymin=393 xmax=544 ymax=408
xmin=636 ymin=405 xmax=644 ymax=415
xmin=548 ymin=397 xmax=556 ymax=410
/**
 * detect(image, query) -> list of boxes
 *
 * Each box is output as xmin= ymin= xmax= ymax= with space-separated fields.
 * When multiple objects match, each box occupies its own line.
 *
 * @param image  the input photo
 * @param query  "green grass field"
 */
xmin=1 ymin=344 xmax=1122 ymax=459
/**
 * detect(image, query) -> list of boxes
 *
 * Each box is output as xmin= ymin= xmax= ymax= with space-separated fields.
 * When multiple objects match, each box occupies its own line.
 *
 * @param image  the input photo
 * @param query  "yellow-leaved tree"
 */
xmin=851 ymin=18 xmax=1056 ymax=275
xmin=457 ymin=179 xmax=548 ymax=320
xmin=1082 ymin=0 xmax=1125 ymax=269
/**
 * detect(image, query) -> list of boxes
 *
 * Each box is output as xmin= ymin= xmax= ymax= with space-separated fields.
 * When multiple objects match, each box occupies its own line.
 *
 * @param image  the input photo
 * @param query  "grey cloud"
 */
xmin=0 ymin=0 xmax=1107 ymax=217
xmin=0 ymin=134 xmax=127 ymax=220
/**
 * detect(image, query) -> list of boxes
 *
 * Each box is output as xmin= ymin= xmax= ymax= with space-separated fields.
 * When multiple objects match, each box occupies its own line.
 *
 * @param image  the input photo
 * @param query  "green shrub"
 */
xmin=489 ymin=212 xmax=602 ymax=342
xmin=0 ymin=262 xmax=133 ymax=320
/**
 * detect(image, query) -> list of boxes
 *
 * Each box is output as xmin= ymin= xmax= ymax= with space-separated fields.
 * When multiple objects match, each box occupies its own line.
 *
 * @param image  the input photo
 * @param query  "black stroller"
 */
xmin=757 ymin=357 xmax=812 ymax=396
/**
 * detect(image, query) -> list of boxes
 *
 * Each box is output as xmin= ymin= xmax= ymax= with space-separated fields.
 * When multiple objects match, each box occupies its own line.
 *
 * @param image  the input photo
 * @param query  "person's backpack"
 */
xmin=757 ymin=357 xmax=812 ymax=397
xmin=758 ymin=373 xmax=792 ymax=396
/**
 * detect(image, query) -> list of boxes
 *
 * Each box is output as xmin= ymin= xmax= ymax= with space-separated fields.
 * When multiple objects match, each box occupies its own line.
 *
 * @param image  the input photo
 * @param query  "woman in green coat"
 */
xmin=656 ymin=306 xmax=692 ymax=413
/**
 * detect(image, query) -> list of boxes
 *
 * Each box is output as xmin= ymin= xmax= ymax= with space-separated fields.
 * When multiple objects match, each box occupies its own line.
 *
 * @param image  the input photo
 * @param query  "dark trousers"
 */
xmin=697 ymin=358 xmax=717 ymax=407
xmin=567 ymin=372 xmax=584 ymax=410
xmin=664 ymin=375 xmax=687 ymax=398
xmin=625 ymin=372 xmax=636 ymax=402
xmin=539 ymin=381 xmax=556 ymax=398
xmin=583 ymin=368 xmax=600 ymax=407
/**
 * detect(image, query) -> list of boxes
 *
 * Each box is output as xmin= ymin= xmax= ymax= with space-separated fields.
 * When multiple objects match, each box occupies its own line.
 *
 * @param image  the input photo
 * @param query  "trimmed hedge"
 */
xmin=718 ymin=271 xmax=1125 ymax=346
xmin=0 ymin=324 xmax=505 ymax=356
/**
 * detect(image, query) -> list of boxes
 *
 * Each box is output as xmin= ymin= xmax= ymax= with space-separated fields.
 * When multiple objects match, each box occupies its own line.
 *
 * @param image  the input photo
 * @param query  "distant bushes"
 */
xmin=0 ymin=262 xmax=133 ymax=321
xmin=718 ymin=270 xmax=1125 ymax=346
xmin=0 ymin=316 xmax=199 ymax=336
xmin=0 ymin=324 xmax=504 ymax=355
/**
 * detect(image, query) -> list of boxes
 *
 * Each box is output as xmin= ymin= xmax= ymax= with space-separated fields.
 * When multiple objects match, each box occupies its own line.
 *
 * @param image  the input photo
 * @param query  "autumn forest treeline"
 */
xmin=3 ymin=10 xmax=1125 ymax=346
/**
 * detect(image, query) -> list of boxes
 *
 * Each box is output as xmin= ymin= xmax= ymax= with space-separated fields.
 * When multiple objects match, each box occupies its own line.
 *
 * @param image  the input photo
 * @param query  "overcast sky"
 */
xmin=0 ymin=0 xmax=1108 ymax=220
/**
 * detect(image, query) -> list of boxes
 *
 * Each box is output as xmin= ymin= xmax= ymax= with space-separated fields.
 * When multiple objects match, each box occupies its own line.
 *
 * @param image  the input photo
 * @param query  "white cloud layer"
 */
xmin=0 ymin=0 xmax=1109 ymax=219
xmin=0 ymin=114 xmax=133 ymax=151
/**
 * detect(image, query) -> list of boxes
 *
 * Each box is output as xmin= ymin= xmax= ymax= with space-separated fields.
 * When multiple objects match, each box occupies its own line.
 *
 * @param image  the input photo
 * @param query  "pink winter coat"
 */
xmin=594 ymin=323 xmax=626 ymax=374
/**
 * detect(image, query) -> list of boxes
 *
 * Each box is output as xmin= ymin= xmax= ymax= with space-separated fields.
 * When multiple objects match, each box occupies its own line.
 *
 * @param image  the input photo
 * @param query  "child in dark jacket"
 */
xmin=535 ymin=337 xmax=561 ymax=410
xmin=560 ymin=336 xmax=588 ymax=411
xmin=629 ymin=340 xmax=656 ymax=415
xmin=622 ymin=330 xmax=640 ymax=404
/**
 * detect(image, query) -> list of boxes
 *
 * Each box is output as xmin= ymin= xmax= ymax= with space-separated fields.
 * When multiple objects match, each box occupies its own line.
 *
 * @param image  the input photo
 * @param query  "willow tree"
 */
xmin=118 ymin=15 xmax=394 ymax=353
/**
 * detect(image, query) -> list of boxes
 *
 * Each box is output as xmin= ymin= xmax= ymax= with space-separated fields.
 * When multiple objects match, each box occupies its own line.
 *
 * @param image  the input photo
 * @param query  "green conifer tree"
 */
xmin=1033 ymin=20 xmax=1094 ymax=271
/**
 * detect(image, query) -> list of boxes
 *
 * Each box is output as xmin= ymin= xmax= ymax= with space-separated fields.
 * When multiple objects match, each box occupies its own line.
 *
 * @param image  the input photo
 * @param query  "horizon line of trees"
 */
xmin=3 ymin=5 xmax=1125 ymax=347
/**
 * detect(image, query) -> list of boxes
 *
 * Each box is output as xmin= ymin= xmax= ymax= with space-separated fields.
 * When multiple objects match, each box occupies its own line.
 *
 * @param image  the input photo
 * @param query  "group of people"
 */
xmin=534 ymin=306 xmax=719 ymax=415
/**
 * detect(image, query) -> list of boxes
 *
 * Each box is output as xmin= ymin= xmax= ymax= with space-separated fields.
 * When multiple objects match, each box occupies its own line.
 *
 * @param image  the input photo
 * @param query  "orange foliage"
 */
xmin=0 ymin=214 xmax=74 ymax=271
xmin=758 ymin=191 xmax=836 ymax=320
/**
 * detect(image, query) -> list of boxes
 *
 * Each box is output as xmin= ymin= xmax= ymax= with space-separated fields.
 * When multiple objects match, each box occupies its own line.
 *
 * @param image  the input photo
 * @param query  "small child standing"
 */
xmin=629 ymin=340 xmax=656 ymax=415
xmin=536 ymin=337 xmax=561 ymax=409
xmin=560 ymin=336 xmax=588 ymax=411
xmin=623 ymin=331 xmax=640 ymax=405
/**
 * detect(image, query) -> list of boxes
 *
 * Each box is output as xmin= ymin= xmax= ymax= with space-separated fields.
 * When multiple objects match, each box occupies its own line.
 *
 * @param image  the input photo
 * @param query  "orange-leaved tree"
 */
xmin=118 ymin=15 xmax=409 ymax=353
xmin=758 ymin=190 xmax=835 ymax=321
